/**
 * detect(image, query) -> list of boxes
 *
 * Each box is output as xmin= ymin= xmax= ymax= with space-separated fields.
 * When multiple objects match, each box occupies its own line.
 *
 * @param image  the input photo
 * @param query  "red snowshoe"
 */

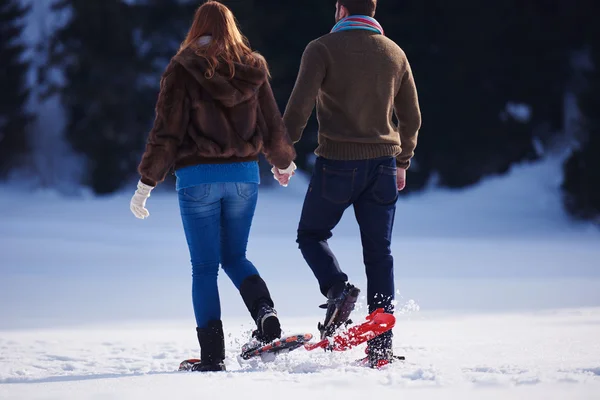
xmin=304 ymin=308 xmax=396 ymax=352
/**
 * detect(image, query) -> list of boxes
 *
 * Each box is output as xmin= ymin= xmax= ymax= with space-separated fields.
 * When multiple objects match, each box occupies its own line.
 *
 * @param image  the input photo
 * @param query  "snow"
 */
xmin=1 ymin=310 xmax=600 ymax=399
xmin=1 ymin=155 xmax=600 ymax=399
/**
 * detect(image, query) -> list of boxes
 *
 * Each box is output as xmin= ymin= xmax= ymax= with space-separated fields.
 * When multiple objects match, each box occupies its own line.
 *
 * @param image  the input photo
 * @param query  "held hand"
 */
xmin=130 ymin=180 xmax=154 ymax=219
xmin=272 ymin=162 xmax=297 ymax=187
xmin=397 ymin=168 xmax=406 ymax=191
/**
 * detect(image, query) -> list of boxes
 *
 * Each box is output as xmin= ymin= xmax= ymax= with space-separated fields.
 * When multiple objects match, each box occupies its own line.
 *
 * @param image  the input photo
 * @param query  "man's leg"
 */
xmin=353 ymin=158 xmax=398 ymax=364
xmin=297 ymin=158 xmax=364 ymax=338
xmin=353 ymin=161 xmax=397 ymax=314
xmin=296 ymin=159 xmax=352 ymax=296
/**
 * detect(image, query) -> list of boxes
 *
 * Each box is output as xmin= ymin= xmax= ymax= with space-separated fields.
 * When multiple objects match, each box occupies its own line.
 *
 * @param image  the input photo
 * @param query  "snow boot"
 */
xmin=240 ymin=275 xmax=281 ymax=343
xmin=253 ymin=302 xmax=281 ymax=343
xmin=193 ymin=320 xmax=226 ymax=372
xmin=318 ymin=281 xmax=360 ymax=339
xmin=359 ymin=331 xmax=403 ymax=368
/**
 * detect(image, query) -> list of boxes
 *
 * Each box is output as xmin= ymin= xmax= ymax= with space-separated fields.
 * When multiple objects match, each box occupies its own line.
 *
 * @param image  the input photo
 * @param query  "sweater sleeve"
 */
xmin=258 ymin=78 xmax=297 ymax=170
xmin=394 ymin=57 xmax=422 ymax=170
xmin=137 ymin=63 xmax=190 ymax=186
xmin=283 ymin=40 xmax=327 ymax=143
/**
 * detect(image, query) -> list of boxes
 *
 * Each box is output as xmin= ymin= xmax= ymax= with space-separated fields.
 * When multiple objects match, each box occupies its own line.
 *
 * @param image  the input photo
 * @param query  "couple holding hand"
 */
xmin=130 ymin=0 xmax=421 ymax=371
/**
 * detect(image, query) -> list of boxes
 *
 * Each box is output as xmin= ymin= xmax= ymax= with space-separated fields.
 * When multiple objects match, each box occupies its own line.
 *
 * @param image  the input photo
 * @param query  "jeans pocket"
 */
xmin=322 ymin=165 xmax=356 ymax=204
xmin=236 ymin=182 xmax=258 ymax=200
xmin=181 ymin=184 xmax=211 ymax=202
xmin=373 ymin=166 xmax=398 ymax=205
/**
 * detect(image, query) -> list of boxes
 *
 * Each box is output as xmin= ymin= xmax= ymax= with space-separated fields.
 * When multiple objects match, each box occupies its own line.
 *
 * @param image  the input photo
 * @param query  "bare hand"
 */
xmin=274 ymin=169 xmax=293 ymax=186
xmin=272 ymin=163 xmax=297 ymax=187
xmin=397 ymin=168 xmax=406 ymax=191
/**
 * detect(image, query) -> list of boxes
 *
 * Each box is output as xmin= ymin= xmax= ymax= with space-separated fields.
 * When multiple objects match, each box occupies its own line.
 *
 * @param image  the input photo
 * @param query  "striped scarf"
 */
xmin=331 ymin=15 xmax=384 ymax=35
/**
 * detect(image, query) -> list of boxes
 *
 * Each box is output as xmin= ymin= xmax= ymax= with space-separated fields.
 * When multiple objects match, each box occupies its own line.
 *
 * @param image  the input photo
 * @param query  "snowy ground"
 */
xmin=1 ymin=156 xmax=599 ymax=399
xmin=2 ymin=310 xmax=600 ymax=400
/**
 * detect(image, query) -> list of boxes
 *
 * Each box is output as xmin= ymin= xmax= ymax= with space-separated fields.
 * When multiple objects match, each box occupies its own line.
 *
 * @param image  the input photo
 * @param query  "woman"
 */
xmin=129 ymin=1 xmax=297 ymax=372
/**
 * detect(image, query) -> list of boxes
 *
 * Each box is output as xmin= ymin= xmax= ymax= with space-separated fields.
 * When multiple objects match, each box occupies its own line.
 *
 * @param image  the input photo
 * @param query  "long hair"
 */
xmin=179 ymin=1 xmax=263 ymax=79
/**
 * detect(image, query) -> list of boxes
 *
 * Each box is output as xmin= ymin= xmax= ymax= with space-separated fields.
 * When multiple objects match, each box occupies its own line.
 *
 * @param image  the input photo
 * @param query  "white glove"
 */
xmin=271 ymin=162 xmax=297 ymax=187
xmin=130 ymin=180 xmax=154 ymax=219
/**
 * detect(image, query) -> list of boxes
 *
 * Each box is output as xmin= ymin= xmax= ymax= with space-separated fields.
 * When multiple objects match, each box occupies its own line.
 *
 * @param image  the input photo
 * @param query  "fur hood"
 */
xmin=173 ymin=47 xmax=268 ymax=108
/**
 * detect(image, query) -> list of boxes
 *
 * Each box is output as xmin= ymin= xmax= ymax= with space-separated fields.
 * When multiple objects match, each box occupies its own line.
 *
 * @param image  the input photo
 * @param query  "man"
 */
xmin=277 ymin=0 xmax=421 ymax=367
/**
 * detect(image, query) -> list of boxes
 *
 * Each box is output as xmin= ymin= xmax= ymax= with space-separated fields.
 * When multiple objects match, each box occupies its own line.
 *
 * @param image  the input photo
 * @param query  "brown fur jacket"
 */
xmin=138 ymin=48 xmax=296 ymax=186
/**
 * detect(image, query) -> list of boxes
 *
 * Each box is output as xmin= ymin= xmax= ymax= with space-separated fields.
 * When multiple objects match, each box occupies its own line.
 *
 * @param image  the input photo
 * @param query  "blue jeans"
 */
xmin=297 ymin=157 xmax=398 ymax=313
xmin=178 ymin=182 xmax=260 ymax=328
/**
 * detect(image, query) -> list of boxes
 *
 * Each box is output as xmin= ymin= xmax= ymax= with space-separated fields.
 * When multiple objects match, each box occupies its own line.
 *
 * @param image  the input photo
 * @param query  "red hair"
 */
xmin=179 ymin=1 xmax=264 ymax=79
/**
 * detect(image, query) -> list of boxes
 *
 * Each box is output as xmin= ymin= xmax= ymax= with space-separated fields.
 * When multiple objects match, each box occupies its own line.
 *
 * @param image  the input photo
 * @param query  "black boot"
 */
xmin=363 ymin=331 xmax=403 ymax=368
xmin=254 ymin=302 xmax=281 ymax=343
xmin=318 ymin=281 xmax=360 ymax=339
xmin=367 ymin=330 xmax=393 ymax=366
xmin=240 ymin=275 xmax=281 ymax=343
xmin=193 ymin=320 xmax=226 ymax=372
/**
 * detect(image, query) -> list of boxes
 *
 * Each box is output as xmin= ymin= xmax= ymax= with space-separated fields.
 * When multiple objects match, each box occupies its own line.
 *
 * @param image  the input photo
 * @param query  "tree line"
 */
xmin=0 ymin=0 xmax=598 ymax=223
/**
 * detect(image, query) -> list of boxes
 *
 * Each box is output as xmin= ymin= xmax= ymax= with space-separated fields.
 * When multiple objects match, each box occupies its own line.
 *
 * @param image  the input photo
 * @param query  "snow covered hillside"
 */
xmin=1 ymin=156 xmax=599 ymax=399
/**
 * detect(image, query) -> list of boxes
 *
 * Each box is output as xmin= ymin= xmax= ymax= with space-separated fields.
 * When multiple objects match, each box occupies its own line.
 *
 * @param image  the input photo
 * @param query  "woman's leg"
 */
xmin=178 ymin=184 xmax=223 ymax=329
xmin=220 ymin=182 xmax=280 ymax=342
xmin=219 ymin=182 xmax=260 ymax=287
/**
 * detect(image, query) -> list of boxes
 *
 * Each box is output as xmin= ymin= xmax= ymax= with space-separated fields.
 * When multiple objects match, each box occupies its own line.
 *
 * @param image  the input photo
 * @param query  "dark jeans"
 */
xmin=178 ymin=182 xmax=260 ymax=328
xmin=297 ymin=156 xmax=398 ymax=314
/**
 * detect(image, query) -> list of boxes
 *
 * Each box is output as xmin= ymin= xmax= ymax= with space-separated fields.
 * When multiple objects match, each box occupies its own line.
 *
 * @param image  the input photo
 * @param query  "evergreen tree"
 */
xmin=232 ymin=0 xmax=334 ymax=173
xmin=0 ymin=0 xmax=32 ymax=178
xmin=381 ymin=0 xmax=573 ymax=192
xmin=42 ymin=0 xmax=586 ymax=194
xmin=129 ymin=0 xmax=196 ymax=67
xmin=562 ymin=127 xmax=600 ymax=223
xmin=562 ymin=7 xmax=600 ymax=223
xmin=47 ymin=0 xmax=156 ymax=194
